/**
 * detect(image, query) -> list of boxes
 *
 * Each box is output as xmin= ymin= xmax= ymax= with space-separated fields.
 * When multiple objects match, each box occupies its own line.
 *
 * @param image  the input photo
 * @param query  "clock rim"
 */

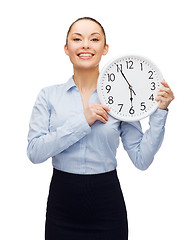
xmin=97 ymin=54 xmax=163 ymax=122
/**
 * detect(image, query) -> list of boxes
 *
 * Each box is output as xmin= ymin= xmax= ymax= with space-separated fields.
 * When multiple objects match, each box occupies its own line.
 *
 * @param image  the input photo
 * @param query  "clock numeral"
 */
xmin=129 ymin=106 xmax=135 ymax=115
xmin=148 ymin=71 xmax=154 ymax=79
xmin=126 ymin=60 xmax=134 ymax=69
xmin=118 ymin=104 xmax=123 ymax=112
xmin=140 ymin=62 xmax=143 ymax=71
xmin=116 ymin=64 xmax=123 ymax=72
xmin=151 ymin=82 xmax=156 ymax=90
xmin=107 ymin=73 xmax=115 ymax=81
xmin=105 ymin=85 xmax=111 ymax=93
xmin=108 ymin=96 xmax=114 ymax=104
xmin=140 ymin=102 xmax=146 ymax=111
xmin=149 ymin=94 xmax=154 ymax=101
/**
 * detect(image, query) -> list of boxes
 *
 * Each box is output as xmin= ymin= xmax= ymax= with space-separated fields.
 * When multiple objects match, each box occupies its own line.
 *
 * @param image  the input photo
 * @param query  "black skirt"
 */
xmin=45 ymin=168 xmax=128 ymax=240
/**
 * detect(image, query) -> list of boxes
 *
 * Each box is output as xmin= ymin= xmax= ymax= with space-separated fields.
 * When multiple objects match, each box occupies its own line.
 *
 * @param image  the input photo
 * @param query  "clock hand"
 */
xmin=119 ymin=70 xmax=133 ymax=89
xmin=130 ymin=86 xmax=136 ymax=96
xmin=130 ymin=88 xmax=133 ymax=106
xmin=119 ymin=69 xmax=136 ymax=95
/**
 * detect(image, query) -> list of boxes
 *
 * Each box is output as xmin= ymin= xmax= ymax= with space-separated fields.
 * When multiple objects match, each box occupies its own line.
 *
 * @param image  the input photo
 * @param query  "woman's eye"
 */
xmin=73 ymin=38 xmax=81 ymax=41
xmin=91 ymin=38 xmax=99 ymax=41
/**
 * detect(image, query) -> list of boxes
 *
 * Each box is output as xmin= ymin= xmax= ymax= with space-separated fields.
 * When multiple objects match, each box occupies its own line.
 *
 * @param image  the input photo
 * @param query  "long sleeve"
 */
xmin=120 ymin=109 xmax=168 ymax=170
xmin=27 ymin=88 xmax=91 ymax=164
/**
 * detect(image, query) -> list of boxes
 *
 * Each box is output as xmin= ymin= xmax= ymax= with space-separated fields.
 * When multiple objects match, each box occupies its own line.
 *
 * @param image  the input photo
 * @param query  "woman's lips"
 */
xmin=77 ymin=52 xmax=94 ymax=60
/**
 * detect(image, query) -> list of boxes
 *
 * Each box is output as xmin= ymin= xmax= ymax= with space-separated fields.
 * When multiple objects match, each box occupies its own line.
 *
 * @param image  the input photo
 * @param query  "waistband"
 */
xmin=53 ymin=168 xmax=118 ymax=184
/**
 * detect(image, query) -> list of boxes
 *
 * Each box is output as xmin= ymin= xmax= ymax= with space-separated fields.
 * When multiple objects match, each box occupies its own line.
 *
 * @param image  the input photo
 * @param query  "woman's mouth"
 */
xmin=77 ymin=52 xmax=94 ymax=60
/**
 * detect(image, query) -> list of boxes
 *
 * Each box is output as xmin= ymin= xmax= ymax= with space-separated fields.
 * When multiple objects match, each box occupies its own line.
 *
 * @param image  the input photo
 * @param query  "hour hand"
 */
xmin=129 ymin=86 xmax=136 ymax=107
xmin=130 ymin=88 xmax=133 ymax=106
xmin=129 ymin=86 xmax=136 ymax=96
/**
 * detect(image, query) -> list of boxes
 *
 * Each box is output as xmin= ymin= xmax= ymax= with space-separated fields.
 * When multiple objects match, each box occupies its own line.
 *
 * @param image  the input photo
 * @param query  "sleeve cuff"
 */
xmin=77 ymin=111 xmax=91 ymax=136
xmin=65 ymin=111 xmax=91 ymax=139
xmin=149 ymin=108 xmax=168 ymax=126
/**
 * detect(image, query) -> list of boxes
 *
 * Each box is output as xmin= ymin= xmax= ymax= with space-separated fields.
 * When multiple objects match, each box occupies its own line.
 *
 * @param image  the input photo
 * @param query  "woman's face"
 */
xmin=64 ymin=20 xmax=109 ymax=70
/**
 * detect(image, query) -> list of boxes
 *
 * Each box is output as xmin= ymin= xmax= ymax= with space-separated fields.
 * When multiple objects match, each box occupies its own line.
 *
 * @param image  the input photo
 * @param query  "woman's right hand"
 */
xmin=83 ymin=103 xmax=110 ymax=126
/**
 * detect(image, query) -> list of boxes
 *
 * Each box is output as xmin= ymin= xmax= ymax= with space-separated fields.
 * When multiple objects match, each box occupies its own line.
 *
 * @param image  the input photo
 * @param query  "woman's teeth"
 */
xmin=79 ymin=54 xmax=93 ymax=57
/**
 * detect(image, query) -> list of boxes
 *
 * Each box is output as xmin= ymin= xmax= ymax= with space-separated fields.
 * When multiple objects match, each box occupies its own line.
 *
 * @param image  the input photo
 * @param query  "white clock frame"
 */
xmin=97 ymin=54 xmax=163 ymax=122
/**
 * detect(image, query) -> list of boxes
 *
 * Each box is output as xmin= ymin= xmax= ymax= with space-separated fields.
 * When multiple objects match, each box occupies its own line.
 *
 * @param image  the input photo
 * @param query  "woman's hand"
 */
xmin=155 ymin=80 xmax=175 ymax=110
xmin=84 ymin=103 xmax=110 ymax=126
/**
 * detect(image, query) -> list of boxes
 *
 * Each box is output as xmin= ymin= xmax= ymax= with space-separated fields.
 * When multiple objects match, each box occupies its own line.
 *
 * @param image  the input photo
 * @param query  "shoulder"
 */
xmin=34 ymin=83 xmax=66 ymax=108
xmin=36 ymin=78 xmax=74 ymax=108
xmin=41 ymin=83 xmax=66 ymax=93
xmin=39 ymin=76 xmax=73 ymax=96
xmin=37 ymin=82 xmax=68 ymax=101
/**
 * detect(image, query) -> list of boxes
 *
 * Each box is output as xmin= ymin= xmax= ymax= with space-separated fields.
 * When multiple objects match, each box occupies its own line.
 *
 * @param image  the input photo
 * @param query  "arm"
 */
xmin=27 ymin=88 xmax=91 ymax=164
xmin=120 ymin=109 xmax=168 ymax=170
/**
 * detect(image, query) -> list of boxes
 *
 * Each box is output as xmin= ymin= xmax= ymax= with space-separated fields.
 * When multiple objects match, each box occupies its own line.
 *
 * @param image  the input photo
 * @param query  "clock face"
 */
xmin=97 ymin=55 xmax=163 ymax=122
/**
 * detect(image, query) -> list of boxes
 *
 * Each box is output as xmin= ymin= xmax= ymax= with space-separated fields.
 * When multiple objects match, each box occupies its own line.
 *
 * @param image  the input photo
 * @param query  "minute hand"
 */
xmin=120 ymin=70 xmax=136 ymax=95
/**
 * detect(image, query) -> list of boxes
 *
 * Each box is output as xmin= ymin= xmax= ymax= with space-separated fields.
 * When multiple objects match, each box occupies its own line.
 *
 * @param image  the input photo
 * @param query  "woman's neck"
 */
xmin=73 ymin=66 xmax=99 ymax=93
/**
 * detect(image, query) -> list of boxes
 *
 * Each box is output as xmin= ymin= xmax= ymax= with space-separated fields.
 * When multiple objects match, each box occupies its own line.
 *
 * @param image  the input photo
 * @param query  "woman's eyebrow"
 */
xmin=72 ymin=32 xmax=101 ymax=36
xmin=91 ymin=32 xmax=101 ymax=36
xmin=72 ymin=33 xmax=82 ymax=36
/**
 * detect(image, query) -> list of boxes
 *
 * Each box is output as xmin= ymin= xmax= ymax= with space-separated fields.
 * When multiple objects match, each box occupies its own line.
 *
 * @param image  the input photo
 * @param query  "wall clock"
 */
xmin=97 ymin=55 xmax=163 ymax=122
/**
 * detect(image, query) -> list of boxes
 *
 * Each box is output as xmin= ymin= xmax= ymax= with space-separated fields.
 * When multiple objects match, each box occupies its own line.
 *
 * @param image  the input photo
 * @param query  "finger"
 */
xmin=155 ymin=95 xmax=164 ymax=102
xmin=95 ymin=109 xmax=109 ymax=120
xmin=97 ymin=104 xmax=110 ymax=111
xmin=159 ymin=87 xmax=174 ymax=100
xmin=157 ymin=91 xmax=168 ymax=98
xmin=90 ymin=104 xmax=109 ymax=120
xmin=96 ymin=114 xmax=107 ymax=123
xmin=159 ymin=86 xmax=170 ymax=93
xmin=155 ymin=96 xmax=160 ymax=102
xmin=156 ymin=95 xmax=169 ymax=103
xmin=161 ymin=80 xmax=170 ymax=88
xmin=89 ymin=103 xmax=110 ymax=112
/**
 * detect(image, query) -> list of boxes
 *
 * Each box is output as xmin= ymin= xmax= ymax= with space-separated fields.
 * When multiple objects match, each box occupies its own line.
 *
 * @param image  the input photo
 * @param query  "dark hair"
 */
xmin=66 ymin=17 xmax=106 ymax=46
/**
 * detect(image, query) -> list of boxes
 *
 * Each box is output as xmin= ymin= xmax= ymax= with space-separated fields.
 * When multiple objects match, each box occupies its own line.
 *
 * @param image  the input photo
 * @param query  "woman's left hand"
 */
xmin=155 ymin=80 xmax=175 ymax=110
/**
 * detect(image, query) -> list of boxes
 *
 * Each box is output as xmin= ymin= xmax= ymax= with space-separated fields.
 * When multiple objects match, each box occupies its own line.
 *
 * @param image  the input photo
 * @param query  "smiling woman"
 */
xmin=27 ymin=16 xmax=174 ymax=240
xmin=64 ymin=18 xmax=109 ymax=84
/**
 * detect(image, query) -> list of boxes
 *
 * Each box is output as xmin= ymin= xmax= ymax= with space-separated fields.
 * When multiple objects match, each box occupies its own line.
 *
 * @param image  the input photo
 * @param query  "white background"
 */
xmin=0 ymin=0 xmax=193 ymax=239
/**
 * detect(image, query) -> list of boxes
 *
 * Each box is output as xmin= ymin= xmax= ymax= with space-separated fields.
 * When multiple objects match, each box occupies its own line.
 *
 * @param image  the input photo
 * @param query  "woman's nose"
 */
xmin=82 ymin=39 xmax=90 ymax=49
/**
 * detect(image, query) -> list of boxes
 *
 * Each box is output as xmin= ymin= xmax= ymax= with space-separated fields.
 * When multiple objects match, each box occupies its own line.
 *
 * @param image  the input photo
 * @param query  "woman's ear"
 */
xmin=103 ymin=44 xmax=109 ymax=56
xmin=64 ymin=44 xmax=69 ymax=56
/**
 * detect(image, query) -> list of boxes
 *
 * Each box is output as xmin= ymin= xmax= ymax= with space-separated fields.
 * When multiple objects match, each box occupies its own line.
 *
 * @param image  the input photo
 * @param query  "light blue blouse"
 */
xmin=27 ymin=76 xmax=168 ymax=174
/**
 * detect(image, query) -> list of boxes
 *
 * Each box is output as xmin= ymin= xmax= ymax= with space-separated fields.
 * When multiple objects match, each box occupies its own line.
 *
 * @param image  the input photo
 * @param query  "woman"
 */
xmin=27 ymin=17 xmax=174 ymax=240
